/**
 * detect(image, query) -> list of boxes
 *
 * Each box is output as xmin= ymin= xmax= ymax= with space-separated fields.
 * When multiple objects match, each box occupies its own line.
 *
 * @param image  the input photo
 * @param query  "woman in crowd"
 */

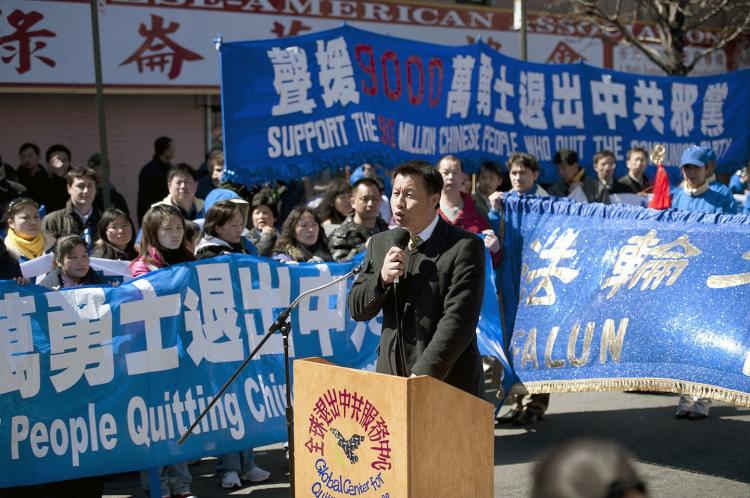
xmin=40 ymin=235 xmax=105 ymax=290
xmin=315 ymin=178 xmax=352 ymax=235
xmin=247 ymin=191 xmax=278 ymax=257
xmin=131 ymin=204 xmax=195 ymax=278
xmin=91 ymin=208 xmax=136 ymax=260
xmin=193 ymin=199 xmax=271 ymax=489
xmin=273 ymin=206 xmax=332 ymax=263
xmin=4 ymin=197 xmax=54 ymax=262
xmin=195 ymin=199 xmax=252 ymax=259
xmin=130 ymin=204 xmax=196 ymax=498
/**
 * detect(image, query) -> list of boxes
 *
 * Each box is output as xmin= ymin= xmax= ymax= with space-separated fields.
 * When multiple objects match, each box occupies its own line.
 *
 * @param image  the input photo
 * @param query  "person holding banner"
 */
xmin=436 ymin=155 xmax=501 ymax=268
xmin=130 ymin=204 xmax=198 ymax=497
xmin=549 ymin=150 xmax=608 ymax=204
xmin=348 ymin=160 xmax=486 ymax=398
xmin=671 ymin=145 xmax=738 ymax=216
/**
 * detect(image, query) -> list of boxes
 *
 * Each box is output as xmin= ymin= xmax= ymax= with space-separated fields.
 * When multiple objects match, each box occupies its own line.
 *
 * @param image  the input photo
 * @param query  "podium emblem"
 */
xmin=331 ymin=428 xmax=366 ymax=464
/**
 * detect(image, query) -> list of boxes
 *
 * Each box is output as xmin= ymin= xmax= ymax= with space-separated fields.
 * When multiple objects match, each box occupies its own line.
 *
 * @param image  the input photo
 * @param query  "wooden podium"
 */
xmin=293 ymin=358 xmax=494 ymax=498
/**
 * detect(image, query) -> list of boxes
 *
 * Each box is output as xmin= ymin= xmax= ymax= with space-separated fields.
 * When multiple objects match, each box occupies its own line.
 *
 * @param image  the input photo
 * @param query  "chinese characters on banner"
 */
xmin=220 ymin=26 xmax=750 ymax=187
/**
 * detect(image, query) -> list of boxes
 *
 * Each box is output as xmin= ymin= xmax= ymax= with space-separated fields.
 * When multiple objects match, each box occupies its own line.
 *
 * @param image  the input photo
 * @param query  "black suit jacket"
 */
xmin=348 ymin=216 xmax=486 ymax=397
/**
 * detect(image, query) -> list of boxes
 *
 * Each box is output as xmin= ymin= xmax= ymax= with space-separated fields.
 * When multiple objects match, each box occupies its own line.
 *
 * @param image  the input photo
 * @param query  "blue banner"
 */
xmin=500 ymin=196 xmax=750 ymax=405
xmin=221 ymin=25 xmax=750 ymax=187
xmin=0 ymin=252 xmax=507 ymax=487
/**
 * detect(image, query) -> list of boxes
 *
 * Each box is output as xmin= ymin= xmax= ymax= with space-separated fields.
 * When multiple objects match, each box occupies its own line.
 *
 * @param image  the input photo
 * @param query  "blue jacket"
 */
xmin=671 ymin=186 xmax=738 ymax=214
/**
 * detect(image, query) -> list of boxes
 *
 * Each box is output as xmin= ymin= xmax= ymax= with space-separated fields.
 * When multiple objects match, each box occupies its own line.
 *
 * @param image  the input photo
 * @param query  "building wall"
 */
xmin=0 ymin=94 xmax=206 ymax=224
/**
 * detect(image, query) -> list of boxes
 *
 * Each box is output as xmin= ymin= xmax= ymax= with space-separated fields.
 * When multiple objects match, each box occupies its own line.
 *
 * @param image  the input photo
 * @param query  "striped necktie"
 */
xmin=408 ymin=235 xmax=422 ymax=250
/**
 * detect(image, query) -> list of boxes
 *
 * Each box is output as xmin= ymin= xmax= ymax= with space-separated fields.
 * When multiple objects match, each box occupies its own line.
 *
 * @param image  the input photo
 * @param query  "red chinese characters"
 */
xmin=0 ymin=9 xmax=56 ymax=75
xmin=120 ymin=14 xmax=203 ymax=80
xmin=304 ymin=388 xmax=393 ymax=471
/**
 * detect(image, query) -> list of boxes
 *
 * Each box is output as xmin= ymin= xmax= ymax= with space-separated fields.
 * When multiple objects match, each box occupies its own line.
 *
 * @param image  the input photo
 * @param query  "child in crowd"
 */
xmin=273 ymin=206 xmax=332 ymax=263
xmin=91 ymin=208 xmax=137 ymax=261
xmin=4 ymin=197 xmax=54 ymax=262
xmin=40 ymin=235 xmax=105 ymax=290
xmin=130 ymin=204 xmax=196 ymax=498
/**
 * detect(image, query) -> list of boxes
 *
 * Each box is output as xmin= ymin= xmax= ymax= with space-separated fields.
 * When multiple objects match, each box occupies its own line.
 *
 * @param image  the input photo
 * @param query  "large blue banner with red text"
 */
xmin=220 ymin=25 xmax=750 ymax=187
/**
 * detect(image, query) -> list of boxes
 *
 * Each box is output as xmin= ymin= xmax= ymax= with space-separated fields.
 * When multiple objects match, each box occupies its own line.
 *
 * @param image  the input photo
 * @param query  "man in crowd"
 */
xmin=153 ymin=163 xmax=204 ymax=220
xmin=348 ymin=160 xmax=486 ymax=397
xmin=615 ymin=147 xmax=651 ymax=194
xmin=42 ymin=167 xmax=101 ymax=248
xmin=137 ymin=136 xmax=174 ymax=223
xmin=16 ymin=143 xmax=51 ymax=207
xmin=45 ymin=144 xmax=73 ymax=213
xmin=0 ymin=154 xmax=27 ymax=220
xmin=670 ymin=145 xmax=736 ymax=420
xmin=671 ymin=145 xmax=738 ymax=215
xmin=87 ymin=153 xmax=131 ymax=216
xmin=436 ymin=155 xmax=501 ymax=267
xmin=329 ymin=178 xmax=389 ymax=262
xmin=489 ymin=152 xmax=552 ymax=426
xmin=473 ymin=160 xmax=504 ymax=216
xmin=593 ymin=150 xmax=629 ymax=197
xmin=548 ymin=150 xmax=607 ymax=203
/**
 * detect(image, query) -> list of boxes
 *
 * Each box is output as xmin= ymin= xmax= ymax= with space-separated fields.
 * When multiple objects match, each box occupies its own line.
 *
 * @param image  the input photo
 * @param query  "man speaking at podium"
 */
xmin=348 ymin=160 xmax=486 ymax=398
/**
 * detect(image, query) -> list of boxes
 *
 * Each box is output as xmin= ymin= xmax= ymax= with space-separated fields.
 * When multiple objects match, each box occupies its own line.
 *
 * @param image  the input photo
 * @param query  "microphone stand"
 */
xmin=178 ymin=263 xmax=364 ymax=497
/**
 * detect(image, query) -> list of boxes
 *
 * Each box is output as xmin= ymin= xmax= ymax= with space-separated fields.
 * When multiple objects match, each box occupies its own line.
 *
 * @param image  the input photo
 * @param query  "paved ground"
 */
xmin=100 ymin=390 xmax=750 ymax=497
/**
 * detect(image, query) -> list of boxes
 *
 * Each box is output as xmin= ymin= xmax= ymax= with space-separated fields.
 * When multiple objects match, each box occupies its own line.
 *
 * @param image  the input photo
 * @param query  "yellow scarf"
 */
xmin=7 ymin=228 xmax=45 ymax=260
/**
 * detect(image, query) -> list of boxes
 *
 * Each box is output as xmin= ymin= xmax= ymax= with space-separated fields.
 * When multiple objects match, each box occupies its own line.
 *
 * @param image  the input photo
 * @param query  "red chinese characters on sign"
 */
xmin=271 ymin=20 xmax=311 ymax=38
xmin=120 ymin=14 xmax=203 ymax=80
xmin=0 ymin=9 xmax=56 ymax=75
xmin=304 ymin=388 xmax=393 ymax=471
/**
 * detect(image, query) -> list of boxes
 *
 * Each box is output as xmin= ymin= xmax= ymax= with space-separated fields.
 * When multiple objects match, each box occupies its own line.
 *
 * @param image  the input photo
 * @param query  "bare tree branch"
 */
xmin=685 ymin=0 xmax=730 ymax=31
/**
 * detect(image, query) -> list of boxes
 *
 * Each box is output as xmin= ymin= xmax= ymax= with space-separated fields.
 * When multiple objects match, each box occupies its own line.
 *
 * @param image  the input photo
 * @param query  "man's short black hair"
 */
xmin=45 ymin=144 xmax=71 ymax=163
xmin=554 ymin=149 xmax=578 ymax=166
xmin=352 ymin=177 xmax=381 ymax=194
xmin=19 ymin=143 xmax=40 ymax=156
xmin=392 ymin=160 xmax=443 ymax=196
xmin=480 ymin=160 xmax=503 ymax=177
xmin=167 ymin=163 xmax=197 ymax=183
xmin=154 ymin=136 xmax=173 ymax=158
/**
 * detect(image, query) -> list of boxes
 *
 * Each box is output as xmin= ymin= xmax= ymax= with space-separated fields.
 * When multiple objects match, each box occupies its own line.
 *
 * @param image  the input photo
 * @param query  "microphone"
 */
xmin=392 ymin=227 xmax=410 ymax=250
xmin=391 ymin=227 xmax=410 ymax=284
xmin=390 ymin=227 xmax=410 ymax=377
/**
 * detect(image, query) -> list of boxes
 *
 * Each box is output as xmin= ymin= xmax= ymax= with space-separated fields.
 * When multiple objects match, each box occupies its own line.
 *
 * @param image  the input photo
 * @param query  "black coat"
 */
xmin=348 ymin=217 xmax=486 ymax=397
xmin=0 ymin=238 xmax=22 ymax=280
xmin=39 ymin=267 xmax=105 ymax=290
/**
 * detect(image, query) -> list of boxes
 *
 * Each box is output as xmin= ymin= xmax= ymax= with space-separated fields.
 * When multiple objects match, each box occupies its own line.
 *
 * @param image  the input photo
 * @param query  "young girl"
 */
xmin=273 ymin=206 xmax=332 ymax=263
xmin=91 ymin=208 xmax=136 ymax=261
xmin=131 ymin=204 xmax=195 ymax=278
xmin=131 ymin=204 xmax=197 ymax=498
xmin=40 ymin=235 xmax=105 ymax=290
xmin=4 ymin=197 xmax=55 ymax=262
xmin=195 ymin=199 xmax=253 ymax=258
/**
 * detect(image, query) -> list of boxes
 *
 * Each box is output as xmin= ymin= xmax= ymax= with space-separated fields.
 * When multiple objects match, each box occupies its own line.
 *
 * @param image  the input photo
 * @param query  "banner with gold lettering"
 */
xmin=500 ymin=196 xmax=750 ymax=406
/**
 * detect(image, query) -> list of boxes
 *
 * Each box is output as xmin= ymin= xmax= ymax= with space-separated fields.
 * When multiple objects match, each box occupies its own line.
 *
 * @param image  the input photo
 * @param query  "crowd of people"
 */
xmin=1 ymin=135 xmax=746 ymax=498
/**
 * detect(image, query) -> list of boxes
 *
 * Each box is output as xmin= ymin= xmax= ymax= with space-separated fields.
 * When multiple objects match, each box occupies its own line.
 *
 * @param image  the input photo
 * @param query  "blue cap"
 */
xmin=699 ymin=146 xmax=717 ymax=163
xmin=680 ymin=145 xmax=706 ymax=168
xmin=204 ymin=188 xmax=241 ymax=212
